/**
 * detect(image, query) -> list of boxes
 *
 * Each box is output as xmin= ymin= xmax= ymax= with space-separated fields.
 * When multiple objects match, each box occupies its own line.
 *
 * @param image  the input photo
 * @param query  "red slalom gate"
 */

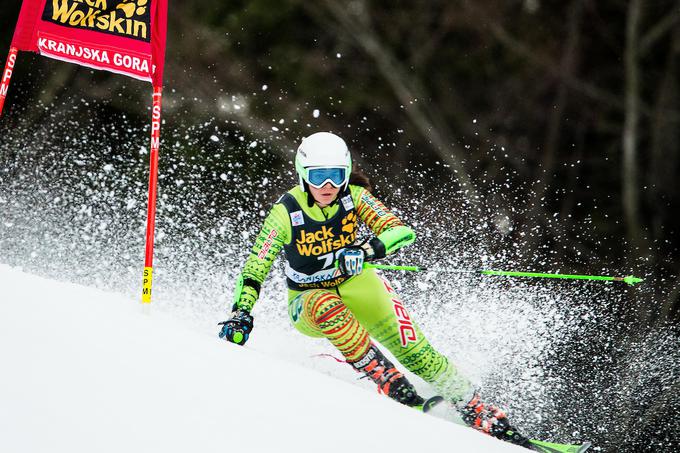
xmin=1 ymin=0 xmax=168 ymax=304
xmin=0 ymin=47 xmax=18 ymax=116
xmin=142 ymin=86 xmax=163 ymax=303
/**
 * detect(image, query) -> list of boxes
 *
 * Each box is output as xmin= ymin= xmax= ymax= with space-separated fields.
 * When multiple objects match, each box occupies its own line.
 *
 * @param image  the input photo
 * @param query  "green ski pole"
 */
xmin=363 ymin=263 xmax=644 ymax=286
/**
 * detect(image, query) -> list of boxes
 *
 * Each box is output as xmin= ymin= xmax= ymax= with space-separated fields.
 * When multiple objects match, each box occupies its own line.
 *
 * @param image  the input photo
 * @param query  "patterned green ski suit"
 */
xmin=232 ymin=184 xmax=471 ymax=401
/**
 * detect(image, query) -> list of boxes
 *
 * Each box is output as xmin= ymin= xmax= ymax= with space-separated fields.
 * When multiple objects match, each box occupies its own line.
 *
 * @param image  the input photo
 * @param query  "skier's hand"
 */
xmin=218 ymin=309 xmax=254 ymax=345
xmin=338 ymin=246 xmax=365 ymax=276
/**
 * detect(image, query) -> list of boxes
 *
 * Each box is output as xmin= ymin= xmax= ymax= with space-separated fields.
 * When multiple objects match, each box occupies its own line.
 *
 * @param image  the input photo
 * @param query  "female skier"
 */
xmin=219 ymin=132 xmax=530 ymax=448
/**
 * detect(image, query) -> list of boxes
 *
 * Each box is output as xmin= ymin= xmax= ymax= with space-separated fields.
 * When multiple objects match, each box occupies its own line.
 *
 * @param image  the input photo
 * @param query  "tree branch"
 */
xmin=459 ymin=1 xmax=680 ymax=123
xmin=313 ymin=0 xmax=483 ymax=208
xmin=639 ymin=3 xmax=680 ymax=55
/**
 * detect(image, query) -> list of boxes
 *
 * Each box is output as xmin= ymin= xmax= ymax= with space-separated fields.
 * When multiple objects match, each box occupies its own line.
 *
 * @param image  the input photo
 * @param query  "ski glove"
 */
xmin=337 ymin=246 xmax=365 ymax=276
xmin=218 ymin=309 xmax=254 ymax=346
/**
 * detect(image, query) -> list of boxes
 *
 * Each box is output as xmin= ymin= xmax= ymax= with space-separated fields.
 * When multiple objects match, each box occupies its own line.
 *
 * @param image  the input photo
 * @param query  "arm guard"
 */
xmin=376 ymin=224 xmax=416 ymax=255
xmin=232 ymin=275 xmax=261 ymax=312
xmin=361 ymin=225 xmax=416 ymax=259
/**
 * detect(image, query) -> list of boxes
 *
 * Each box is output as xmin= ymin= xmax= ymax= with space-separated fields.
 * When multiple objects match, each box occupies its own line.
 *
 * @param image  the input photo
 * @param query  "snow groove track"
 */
xmin=0 ymin=264 xmax=524 ymax=453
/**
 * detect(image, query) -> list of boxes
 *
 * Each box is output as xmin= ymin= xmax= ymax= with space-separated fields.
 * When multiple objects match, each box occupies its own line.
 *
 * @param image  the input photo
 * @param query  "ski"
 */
xmin=334 ymin=353 xmax=593 ymax=453
xmin=414 ymin=395 xmax=592 ymax=453
xmin=528 ymin=439 xmax=592 ymax=453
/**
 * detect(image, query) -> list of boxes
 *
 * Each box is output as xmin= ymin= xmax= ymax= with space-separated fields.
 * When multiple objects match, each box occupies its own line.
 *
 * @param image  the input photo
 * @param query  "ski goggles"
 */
xmin=304 ymin=167 xmax=348 ymax=189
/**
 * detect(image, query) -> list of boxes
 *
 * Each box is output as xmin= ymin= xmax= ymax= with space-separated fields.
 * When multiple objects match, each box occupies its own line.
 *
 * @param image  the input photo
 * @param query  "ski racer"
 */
xmin=219 ymin=131 xmax=531 ymax=448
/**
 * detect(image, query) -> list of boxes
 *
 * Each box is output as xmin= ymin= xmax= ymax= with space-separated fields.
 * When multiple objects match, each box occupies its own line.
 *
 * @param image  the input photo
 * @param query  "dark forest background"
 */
xmin=2 ymin=1 xmax=679 ymax=451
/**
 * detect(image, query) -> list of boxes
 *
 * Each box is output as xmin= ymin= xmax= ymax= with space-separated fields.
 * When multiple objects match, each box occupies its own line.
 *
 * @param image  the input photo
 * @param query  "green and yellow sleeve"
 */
xmin=232 ymin=203 xmax=291 ymax=312
xmin=349 ymin=185 xmax=416 ymax=257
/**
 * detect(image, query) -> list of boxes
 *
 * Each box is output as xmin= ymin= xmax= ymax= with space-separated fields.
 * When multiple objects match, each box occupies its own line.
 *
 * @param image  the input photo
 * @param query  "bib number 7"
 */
xmin=317 ymin=250 xmax=344 ymax=270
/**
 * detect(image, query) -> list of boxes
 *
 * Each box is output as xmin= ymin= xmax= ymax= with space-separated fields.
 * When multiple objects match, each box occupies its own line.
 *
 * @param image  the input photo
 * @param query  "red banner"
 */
xmin=10 ymin=0 xmax=167 ymax=85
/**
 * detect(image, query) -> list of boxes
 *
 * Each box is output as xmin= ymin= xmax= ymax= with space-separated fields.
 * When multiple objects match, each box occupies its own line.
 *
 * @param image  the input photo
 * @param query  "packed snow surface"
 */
xmin=0 ymin=264 xmax=525 ymax=453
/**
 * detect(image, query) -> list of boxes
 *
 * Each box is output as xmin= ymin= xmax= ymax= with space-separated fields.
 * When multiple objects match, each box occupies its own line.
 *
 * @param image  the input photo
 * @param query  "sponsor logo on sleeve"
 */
xmin=257 ymin=229 xmax=278 ymax=260
xmin=361 ymin=193 xmax=388 ymax=217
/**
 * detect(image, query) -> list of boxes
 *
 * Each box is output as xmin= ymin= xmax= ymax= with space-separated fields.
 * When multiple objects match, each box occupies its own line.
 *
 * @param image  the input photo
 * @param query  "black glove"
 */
xmin=218 ymin=309 xmax=254 ymax=345
xmin=337 ymin=238 xmax=387 ymax=276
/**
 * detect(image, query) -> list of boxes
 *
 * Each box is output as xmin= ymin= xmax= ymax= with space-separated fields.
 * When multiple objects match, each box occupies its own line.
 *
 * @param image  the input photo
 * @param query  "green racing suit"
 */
xmin=231 ymin=184 xmax=471 ymax=402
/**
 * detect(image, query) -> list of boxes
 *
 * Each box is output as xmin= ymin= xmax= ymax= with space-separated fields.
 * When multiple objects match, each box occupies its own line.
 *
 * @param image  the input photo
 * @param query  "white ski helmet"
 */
xmin=295 ymin=132 xmax=352 ymax=190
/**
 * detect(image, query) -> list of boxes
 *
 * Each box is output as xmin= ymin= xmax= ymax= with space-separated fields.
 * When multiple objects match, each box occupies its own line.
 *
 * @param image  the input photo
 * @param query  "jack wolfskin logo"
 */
xmin=42 ymin=0 xmax=151 ymax=42
xmin=295 ymin=225 xmax=356 ymax=256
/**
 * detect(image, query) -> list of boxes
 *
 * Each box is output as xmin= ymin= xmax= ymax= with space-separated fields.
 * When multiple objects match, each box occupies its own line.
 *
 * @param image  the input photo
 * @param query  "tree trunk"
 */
xmin=622 ymin=0 xmax=649 ymax=261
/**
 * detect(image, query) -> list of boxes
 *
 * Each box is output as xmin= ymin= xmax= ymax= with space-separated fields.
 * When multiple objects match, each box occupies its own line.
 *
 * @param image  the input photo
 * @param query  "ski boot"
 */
xmin=459 ymin=393 xmax=534 ymax=449
xmin=350 ymin=344 xmax=425 ymax=408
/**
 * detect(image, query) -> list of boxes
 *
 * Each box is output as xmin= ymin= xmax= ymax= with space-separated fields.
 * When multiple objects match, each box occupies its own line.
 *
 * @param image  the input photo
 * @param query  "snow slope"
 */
xmin=0 ymin=264 xmax=525 ymax=453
